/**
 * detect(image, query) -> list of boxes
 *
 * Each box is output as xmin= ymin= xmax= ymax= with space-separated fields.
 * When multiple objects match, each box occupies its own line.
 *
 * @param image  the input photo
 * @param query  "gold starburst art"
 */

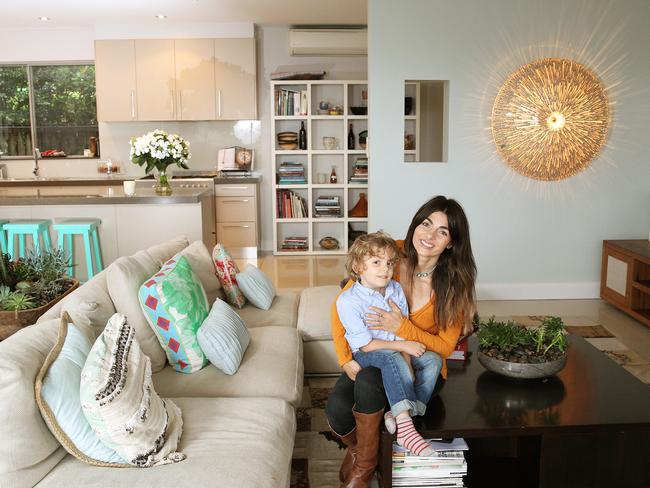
xmin=491 ymin=58 xmax=610 ymax=181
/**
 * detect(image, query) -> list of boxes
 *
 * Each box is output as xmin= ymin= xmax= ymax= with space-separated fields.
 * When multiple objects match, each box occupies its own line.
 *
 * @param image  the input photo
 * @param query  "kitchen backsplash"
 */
xmin=2 ymin=120 xmax=262 ymax=179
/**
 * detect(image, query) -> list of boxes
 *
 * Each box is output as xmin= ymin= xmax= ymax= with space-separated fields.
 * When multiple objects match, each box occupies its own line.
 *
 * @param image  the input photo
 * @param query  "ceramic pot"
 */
xmin=477 ymin=351 xmax=567 ymax=379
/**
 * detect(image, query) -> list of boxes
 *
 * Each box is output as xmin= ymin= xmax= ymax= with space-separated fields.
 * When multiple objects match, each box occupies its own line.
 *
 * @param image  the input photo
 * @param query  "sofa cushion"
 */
xmin=80 ymin=314 xmax=185 ymax=467
xmin=153 ymin=326 xmax=303 ymax=407
xmin=178 ymin=240 xmax=224 ymax=304
xmin=145 ymin=235 xmax=189 ymax=266
xmin=297 ymin=285 xmax=340 ymax=341
xmin=212 ymin=243 xmax=246 ymax=308
xmin=106 ymin=251 xmax=167 ymax=372
xmin=0 ymin=318 xmax=68 ymax=488
xmin=35 ymin=314 xmax=125 ymax=466
xmin=197 ymin=299 xmax=250 ymax=375
xmin=236 ymin=264 xmax=276 ymax=310
xmin=139 ymin=255 xmax=210 ymax=374
xmin=35 ymin=397 xmax=295 ymax=488
xmin=237 ymin=290 xmax=299 ymax=329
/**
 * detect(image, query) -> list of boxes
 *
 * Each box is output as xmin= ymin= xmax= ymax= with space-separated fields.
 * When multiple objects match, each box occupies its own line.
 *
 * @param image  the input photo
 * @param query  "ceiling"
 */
xmin=0 ymin=0 xmax=367 ymax=28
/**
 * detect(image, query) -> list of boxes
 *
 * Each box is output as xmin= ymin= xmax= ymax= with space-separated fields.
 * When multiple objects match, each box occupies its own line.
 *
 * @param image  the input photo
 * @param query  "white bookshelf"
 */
xmin=404 ymin=81 xmax=421 ymax=162
xmin=271 ymin=80 xmax=369 ymax=255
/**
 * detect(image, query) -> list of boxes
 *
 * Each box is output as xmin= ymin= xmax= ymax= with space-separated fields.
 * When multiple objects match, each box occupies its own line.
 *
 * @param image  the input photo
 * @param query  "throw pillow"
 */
xmin=106 ymin=251 xmax=168 ymax=373
xmin=35 ymin=313 xmax=127 ymax=467
xmin=179 ymin=240 xmax=224 ymax=304
xmin=197 ymin=299 xmax=250 ymax=375
xmin=80 ymin=313 xmax=185 ymax=467
xmin=236 ymin=265 xmax=276 ymax=310
xmin=139 ymin=254 xmax=210 ymax=373
xmin=212 ymin=243 xmax=246 ymax=308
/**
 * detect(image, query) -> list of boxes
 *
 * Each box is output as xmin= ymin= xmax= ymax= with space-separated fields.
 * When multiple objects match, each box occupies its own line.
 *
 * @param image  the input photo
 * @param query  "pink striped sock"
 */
xmin=396 ymin=417 xmax=434 ymax=457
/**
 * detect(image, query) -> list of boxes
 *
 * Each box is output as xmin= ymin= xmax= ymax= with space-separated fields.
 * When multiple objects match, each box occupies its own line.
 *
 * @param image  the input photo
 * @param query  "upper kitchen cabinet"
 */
xmin=174 ymin=39 xmax=216 ymax=120
xmin=95 ymin=40 xmax=137 ymax=122
xmin=214 ymin=38 xmax=257 ymax=120
xmin=135 ymin=39 xmax=177 ymax=121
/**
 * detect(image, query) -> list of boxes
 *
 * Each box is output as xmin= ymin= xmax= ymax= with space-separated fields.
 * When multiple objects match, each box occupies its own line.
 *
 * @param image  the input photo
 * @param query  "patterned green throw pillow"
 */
xmin=139 ymin=254 xmax=210 ymax=373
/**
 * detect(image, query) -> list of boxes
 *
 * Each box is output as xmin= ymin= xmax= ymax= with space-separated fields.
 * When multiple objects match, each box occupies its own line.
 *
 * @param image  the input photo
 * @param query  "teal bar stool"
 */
xmin=53 ymin=219 xmax=103 ymax=280
xmin=0 ymin=220 xmax=8 ymax=254
xmin=4 ymin=219 xmax=52 ymax=260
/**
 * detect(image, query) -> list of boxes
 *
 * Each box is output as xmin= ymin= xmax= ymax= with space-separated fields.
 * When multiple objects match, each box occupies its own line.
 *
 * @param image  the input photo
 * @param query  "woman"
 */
xmin=325 ymin=195 xmax=477 ymax=488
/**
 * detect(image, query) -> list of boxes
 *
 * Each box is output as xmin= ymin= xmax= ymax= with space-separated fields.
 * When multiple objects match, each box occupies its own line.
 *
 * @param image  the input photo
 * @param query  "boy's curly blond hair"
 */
xmin=346 ymin=231 xmax=400 ymax=282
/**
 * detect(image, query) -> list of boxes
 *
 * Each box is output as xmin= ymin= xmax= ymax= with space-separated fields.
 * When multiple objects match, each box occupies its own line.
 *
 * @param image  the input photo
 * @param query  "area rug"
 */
xmin=290 ymin=317 xmax=650 ymax=488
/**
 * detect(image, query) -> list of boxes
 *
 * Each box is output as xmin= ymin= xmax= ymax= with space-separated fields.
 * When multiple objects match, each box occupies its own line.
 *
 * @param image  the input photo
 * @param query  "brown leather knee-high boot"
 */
xmin=337 ymin=429 xmax=357 ymax=482
xmin=341 ymin=409 xmax=383 ymax=488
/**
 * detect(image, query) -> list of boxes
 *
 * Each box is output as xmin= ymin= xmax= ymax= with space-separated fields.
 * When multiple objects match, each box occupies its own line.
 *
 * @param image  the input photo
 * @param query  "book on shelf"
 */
xmin=275 ymin=89 xmax=308 ymax=116
xmin=280 ymin=236 xmax=308 ymax=251
xmin=277 ymin=161 xmax=306 ymax=184
xmin=276 ymin=189 xmax=308 ymax=218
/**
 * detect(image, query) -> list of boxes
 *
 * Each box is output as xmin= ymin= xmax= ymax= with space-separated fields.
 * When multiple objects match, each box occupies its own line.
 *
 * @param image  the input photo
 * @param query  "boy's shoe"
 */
xmin=384 ymin=411 xmax=396 ymax=434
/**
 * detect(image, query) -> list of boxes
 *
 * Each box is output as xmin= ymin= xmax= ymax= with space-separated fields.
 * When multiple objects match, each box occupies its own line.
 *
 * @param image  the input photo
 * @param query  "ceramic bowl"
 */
xmin=350 ymin=106 xmax=368 ymax=115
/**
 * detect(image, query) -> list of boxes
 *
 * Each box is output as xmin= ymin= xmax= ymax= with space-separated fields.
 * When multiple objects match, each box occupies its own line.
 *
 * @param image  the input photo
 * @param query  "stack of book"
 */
xmin=276 ymin=190 xmax=308 ymax=218
xmin=314 ymin=195 xmax=341 ymax=217
xmin=447 ymin=337 xmax=469 ymax=362
xmin=277 ymin=161 xmax=306 ymax=185
xmin=275 ymin=89 xmax=308 ymax=116
xmin=280 ymin=236 xmax=308 ymax=252
xmin=392 ymin=438 xmax=468 ymax=487
xmin=349 ymin=157 xmax=368 ymax=184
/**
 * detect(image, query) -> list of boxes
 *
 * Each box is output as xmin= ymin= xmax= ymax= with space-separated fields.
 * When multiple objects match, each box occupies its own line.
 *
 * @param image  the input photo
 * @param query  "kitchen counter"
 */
xmin=0 ymin=188 xmax=212 ymax=205
xmin=0 ymin=176 xmax=133 ymax=187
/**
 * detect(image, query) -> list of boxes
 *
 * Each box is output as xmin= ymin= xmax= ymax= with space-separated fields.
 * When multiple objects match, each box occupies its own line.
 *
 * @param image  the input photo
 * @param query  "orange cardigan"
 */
xmin=331 ymin=241 xmax=461 ymax=378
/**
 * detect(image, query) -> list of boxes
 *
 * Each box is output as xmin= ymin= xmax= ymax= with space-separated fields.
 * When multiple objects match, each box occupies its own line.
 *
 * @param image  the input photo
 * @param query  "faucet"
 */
xmin=32 ymin=147 xmax=41 ymax=179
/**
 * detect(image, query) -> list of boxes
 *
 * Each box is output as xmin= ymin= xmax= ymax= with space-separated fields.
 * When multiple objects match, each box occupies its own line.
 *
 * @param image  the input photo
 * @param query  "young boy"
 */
xmin=337 ymin=231 xmax=442 ymax=457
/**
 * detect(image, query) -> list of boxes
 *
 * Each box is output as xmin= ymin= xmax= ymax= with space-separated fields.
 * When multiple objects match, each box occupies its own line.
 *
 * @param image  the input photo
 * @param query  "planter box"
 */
xmin=0 ymin=279 xmax=79 ymax=341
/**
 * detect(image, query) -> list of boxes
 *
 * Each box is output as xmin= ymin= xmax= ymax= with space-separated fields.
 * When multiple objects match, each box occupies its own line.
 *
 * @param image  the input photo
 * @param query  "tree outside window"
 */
xmin=0 ymin=64 xmax=98 ymax=158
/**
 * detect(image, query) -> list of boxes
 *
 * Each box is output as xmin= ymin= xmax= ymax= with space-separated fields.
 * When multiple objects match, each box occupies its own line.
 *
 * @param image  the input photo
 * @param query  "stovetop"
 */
xmin=139 ymin=171 xmax=219 ymax=180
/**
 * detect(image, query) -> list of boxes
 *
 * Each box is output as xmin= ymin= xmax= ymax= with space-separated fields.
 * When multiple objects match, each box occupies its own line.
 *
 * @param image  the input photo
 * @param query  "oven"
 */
xmin=134 ymin=171 xmax=218 ymax=191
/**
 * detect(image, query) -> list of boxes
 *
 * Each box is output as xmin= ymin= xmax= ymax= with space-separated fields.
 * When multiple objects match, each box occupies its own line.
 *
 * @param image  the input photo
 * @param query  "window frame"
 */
xmin=0 ymin=60 xmax=98 ymax=160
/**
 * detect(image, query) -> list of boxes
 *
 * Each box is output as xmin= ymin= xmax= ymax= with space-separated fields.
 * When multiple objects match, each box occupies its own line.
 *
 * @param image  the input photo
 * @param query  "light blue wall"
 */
xmin=368 ymin=0 xmax=650 ymax=299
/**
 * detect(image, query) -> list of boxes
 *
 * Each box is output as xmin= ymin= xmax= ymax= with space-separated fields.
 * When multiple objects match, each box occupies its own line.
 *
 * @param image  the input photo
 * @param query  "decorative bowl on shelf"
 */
xmin=358 ymin=130 xmax=368 ymax=149
xmin=350 ymin=106 xmax=368 ymax=115
xmin=277 ymin=132 xmax=298 ymax=150
xmin=318 ymin=236 xmax=340 ymax=250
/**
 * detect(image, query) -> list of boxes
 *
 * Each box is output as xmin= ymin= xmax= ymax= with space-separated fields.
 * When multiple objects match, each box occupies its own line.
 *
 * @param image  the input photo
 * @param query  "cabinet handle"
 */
xmin=223 ymin=224 xmax=250 ymax=228
xmin=220 ymin=186 xmax=248 ymax=190
xmin=222 ymin=199 xmax=249 ymax=203
xmin=179 ymin=90 xmax=183 ymax=118
xmin=131 ymin=91 xmax=136 ymax=119
xmin=170 ymin=89 xmax=175 ymax=117
xmin=218 ymin=89 xmax=222 ymax=118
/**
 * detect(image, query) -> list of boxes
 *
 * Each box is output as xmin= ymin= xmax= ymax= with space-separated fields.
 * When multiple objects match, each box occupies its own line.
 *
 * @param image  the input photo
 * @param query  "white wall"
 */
xmin=368 ymin=0 xmax=650 ymax=299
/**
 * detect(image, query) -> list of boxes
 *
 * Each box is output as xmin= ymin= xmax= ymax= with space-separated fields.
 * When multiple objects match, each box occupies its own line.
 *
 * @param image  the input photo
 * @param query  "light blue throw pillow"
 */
xmin=38 ymin=320 xmax=125 ymax=464
xmin=197 ymin=299 xmax=250 ymax=375
xmin=236 ymin=264 xmax=276 ymax=310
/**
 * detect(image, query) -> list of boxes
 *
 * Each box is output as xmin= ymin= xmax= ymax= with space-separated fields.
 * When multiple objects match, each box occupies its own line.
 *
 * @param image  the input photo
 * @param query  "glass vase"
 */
xmin=155 ymin=169 xmax=173 ymax=196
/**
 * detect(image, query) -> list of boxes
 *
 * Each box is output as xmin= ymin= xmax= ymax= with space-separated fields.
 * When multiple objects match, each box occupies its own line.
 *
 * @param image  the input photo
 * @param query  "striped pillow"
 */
xmin=197 ymin=299 xmax=250 ymax=375
xmin=236 ymin=265 xmax=276 ymax=310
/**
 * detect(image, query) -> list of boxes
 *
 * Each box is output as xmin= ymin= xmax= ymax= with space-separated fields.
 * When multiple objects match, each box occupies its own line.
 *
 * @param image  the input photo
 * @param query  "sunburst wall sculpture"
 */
xmin=491 ymin=58 xmax=610 ymax=181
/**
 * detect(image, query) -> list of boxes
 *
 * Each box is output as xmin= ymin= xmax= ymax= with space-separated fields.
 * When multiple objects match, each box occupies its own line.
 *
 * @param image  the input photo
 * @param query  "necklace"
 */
xmin=415 ymin=264 xmax=437 ymax=278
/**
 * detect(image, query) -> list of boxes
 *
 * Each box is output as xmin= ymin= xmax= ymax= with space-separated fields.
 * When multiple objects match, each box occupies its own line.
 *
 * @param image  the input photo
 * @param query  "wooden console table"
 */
xmin=601 ymin=240 xmax=650 ymax=327
xmin=379 ymin=336 xmax=650 ymax=488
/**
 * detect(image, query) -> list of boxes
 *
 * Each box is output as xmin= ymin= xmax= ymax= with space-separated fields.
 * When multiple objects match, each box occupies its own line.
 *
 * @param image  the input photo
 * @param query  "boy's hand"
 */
xmin=400 ymin=341 xmax=425 ymax=357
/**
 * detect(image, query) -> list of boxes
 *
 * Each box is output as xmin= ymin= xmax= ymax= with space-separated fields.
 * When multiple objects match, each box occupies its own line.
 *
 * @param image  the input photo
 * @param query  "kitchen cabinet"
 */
xmin=214 ymin=38 xmax=257 ymax=120
xmin=175 ymin=39 xmax=216 ymax=120
xmin=94 ymin=40 xmax=137 ymax=122
xmin=95 ymin=38 xmax=256 ymax=122
xmin=214 ymin=182 xmax=259 ymax=251
xmin=135 ymin=39 xmax=176 ymax=121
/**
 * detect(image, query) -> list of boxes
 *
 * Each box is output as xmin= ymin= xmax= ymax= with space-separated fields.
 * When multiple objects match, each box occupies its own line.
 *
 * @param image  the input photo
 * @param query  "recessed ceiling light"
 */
xmin=155 ymin=14 xmax=167 ymax=20
xmin=37 ymin=16 xmax=51 ymax=21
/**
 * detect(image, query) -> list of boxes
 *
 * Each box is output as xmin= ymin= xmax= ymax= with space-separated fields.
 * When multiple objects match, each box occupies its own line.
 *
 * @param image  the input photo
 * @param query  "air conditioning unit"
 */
xmin=289 ymin=28 xmax=367 ymax=56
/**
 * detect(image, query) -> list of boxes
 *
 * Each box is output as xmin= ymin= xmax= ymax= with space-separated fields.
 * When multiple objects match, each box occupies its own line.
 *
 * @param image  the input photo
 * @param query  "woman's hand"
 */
xmin=399 ymin=341 xmax=426 ymax=357
xmin=342 ymin=360 xmax=362 ymax=381
xmin=366 ymin=299 xmax=403 ymax=334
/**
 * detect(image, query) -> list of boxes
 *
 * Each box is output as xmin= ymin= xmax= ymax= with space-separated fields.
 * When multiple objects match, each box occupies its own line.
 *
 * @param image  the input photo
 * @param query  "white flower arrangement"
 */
xmin=129 ymin=130 xmax=191 ymax=174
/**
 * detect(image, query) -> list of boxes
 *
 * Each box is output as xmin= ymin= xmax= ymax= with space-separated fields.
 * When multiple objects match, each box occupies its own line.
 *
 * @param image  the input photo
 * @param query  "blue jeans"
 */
xmin=352 ymin=349 xmax=442 ymax=417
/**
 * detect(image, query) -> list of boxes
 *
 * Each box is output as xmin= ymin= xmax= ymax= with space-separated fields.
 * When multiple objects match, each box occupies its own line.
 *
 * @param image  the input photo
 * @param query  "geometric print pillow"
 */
xmin=138 ymin=254 xmax=210 ymax=374
xmin=211 ymin=243 xmax=246 ymax=309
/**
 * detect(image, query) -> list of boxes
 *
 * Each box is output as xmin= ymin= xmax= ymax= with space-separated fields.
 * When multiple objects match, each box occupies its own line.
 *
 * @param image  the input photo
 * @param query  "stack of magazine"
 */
xmin=392 ymin=438 xmax=468 ymax=487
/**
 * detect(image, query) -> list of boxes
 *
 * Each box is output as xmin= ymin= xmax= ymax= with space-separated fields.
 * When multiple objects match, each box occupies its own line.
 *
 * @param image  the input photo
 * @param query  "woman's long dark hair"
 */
xmin=402 ymin=196 xmax=476 ymax=335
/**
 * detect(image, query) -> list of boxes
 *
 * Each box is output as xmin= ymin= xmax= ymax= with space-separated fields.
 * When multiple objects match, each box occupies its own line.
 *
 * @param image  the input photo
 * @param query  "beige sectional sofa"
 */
xmin=0 ymin=237 xmax=303 ymax=488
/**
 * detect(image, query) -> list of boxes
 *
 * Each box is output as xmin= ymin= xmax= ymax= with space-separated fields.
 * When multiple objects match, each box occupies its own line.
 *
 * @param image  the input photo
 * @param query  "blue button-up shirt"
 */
xmin=336 ymin=280 xmax=410 ymax=351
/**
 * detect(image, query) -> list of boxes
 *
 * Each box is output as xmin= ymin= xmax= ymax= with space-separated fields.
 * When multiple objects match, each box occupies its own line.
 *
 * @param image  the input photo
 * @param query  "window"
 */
xmin=0 ymin=64 xmax=98 ymax=158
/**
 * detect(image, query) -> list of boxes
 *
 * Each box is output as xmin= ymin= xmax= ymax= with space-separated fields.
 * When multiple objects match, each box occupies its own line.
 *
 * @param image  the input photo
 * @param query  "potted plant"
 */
xmin=475 ymin=316 xmax=568 ymax=379
xmin=0 ymin=249 xmax=79 ymax=340
xmin=130 ymin=129 xmax=191 ymax=196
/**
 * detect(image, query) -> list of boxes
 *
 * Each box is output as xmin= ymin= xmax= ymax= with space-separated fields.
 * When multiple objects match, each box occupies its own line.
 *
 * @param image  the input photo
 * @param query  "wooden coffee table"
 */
xmin=379 ymin=335 xmax=650 ymax=488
